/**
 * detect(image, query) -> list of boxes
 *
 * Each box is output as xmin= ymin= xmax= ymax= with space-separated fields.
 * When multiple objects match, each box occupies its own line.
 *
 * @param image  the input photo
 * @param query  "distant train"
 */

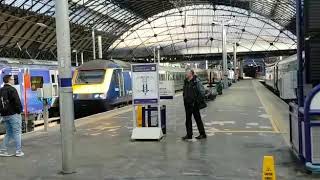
xmin=72 ymin=60 xmax=213 ymax=115
xmin=0 ymin=58 xmax=62 ymax=134
xmin=265 ymin=54 xmax=298 ymax=100
xmin=0 ymin=58 xmax=60 ymax=117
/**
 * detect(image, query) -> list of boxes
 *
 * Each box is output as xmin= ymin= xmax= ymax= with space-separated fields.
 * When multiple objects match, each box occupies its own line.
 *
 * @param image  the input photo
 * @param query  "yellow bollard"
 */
xmin=136 ymin=105 xmax=143 ymax=127
xmin=262 ymin=156 xmax=276 ymax=180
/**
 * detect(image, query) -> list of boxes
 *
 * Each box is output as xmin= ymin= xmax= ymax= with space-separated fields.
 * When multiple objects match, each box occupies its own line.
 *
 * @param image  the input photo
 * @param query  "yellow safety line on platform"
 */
xmin=252 ymin=81 xmax=280 ymax=133
xmin=212 ymin=130 xmax=279 ymax=133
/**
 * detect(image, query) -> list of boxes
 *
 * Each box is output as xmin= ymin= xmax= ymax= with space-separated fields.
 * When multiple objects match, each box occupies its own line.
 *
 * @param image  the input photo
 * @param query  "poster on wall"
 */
xmin=132 ymin=63 xmax=159 ymax=104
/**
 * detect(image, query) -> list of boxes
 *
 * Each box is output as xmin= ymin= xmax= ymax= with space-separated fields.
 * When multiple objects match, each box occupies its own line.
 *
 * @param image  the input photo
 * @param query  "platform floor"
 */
xmin=0 ymin=80 xmax=319 ymax=179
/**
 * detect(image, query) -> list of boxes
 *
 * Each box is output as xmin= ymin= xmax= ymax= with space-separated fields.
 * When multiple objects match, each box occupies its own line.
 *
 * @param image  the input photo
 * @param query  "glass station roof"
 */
xmin=109 ymin=5 xmax=296 ymax=58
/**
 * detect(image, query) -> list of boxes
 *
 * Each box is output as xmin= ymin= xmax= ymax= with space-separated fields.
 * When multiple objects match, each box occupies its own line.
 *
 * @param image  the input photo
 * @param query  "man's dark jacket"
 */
xmin=183 ymin=75 xmax=205 ymax=105
xmin=0 ymin=84 xmax=23 ymax=116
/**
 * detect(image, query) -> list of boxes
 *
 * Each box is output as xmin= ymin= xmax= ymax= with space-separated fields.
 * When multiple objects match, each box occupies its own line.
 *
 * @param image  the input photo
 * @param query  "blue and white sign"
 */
xmin=132 ymin=64 xmax=159 ymax=104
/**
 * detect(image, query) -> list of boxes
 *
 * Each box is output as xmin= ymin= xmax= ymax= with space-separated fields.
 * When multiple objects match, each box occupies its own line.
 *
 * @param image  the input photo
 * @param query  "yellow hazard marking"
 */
xmin=262 ymin=156 xmax=276 ymax=180
xmin=136 ymin=105 xmax=143 ymax=127
xmin=210 ymin=130 xmax=279 ymax=133
xmin=252 ymin=81 xmax=280 ymax=133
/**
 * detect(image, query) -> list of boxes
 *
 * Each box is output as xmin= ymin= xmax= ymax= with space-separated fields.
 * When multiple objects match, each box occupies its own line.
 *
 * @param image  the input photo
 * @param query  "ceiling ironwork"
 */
xmin=0 ymin=0 xmax=297 ymax=61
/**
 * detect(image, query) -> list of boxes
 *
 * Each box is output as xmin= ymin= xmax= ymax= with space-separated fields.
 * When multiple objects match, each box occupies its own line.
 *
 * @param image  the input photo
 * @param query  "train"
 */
xmin=72 ymin=60 xmax=213 ymax=116
xmin=265 ymin=54 xmax=298 ymax=100
xmin=0 ymin=58 xmax=60 ymax=117
xmin=0 ymin=57 xmax=222 ymax=132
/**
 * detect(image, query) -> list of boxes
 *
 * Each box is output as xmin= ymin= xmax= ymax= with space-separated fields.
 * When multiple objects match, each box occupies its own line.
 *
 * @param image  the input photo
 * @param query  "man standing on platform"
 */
xmin=0 ymin=75 xmax=24 ymax=157
xmin=182 ymin=69 xmax=207 ymax=140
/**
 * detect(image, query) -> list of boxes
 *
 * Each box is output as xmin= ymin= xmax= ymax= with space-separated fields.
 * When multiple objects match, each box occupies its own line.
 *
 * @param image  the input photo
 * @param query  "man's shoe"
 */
xmin=195 ymin=134 xmax=207 ymax=139
xmin=182 ymin=135 xmax=192 ymax=140
xmin=15 ymin=151 xmax=24 ymax=157
xmin=0 ymin=150 xmax=13 ymax=157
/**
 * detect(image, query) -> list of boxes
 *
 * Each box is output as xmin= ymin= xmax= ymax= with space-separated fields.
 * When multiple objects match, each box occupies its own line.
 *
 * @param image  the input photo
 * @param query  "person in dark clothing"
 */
xmin=0 ymin=75 xmax=24 ymax=157
xmin=182 ymin=69 xmax=207 ymax=140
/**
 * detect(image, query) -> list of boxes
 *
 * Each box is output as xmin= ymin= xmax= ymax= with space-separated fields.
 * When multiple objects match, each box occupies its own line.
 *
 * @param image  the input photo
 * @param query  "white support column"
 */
xmin=233 ymin=43 xmax=237 ymax=81
xmin=81 ymin=52 xmax=84 ymax=65
xmin=153 ymin=47 xmax=156 ymax=63
xmin=75 ymin=50 xmax=78 ymax=67
xmin=55 ymin=0 xmax=75 ymax=174
xmin=240 ymin=60 xmax=244 ymax=79
xmin=92 ymin=28 xmax=96 ymax=60
xmin=97 ymin=35 xmax=102 ymax=59
xmin=157 ymin=46 xmax=161 ymax=131
xmin=222 ymin=22 xmax=228 ymax=88
xmin=205 ymin=60 xmax=208 ymax=70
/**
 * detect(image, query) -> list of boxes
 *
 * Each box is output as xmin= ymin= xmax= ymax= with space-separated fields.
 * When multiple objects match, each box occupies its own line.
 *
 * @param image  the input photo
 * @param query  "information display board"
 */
xmin=132 ymin=64 xmax=159 ymax=104
xmin=159 ymin=80 xmax=175 ymax=99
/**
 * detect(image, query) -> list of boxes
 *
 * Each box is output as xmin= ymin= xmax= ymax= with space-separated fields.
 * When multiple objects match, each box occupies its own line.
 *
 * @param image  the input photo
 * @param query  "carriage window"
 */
xmin=75 ymin=70 xmax=105 ymax=84
xmin=51 ymin=75 xmax=55 ymax=83
xmin=31 ymin=76 xmax=43 ymax=91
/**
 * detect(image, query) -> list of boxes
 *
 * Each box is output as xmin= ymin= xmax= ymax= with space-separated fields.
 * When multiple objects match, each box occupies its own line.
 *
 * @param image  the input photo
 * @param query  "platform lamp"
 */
xmin=212 ymin=20 xmax=234 ymax=88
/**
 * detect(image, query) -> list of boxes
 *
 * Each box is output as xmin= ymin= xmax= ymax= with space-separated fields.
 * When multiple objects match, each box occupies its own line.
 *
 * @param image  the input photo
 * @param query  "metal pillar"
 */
xmin=43 ymin=99 xmax=49 ymax=132
xmin=75 ymin=50 xmax=78 ymax=67
xmin=55 ymin=0 xmax=75 ymax=174
xmin=81 ymin=52 xmax=84 ymax=65
xmin=296 ymin=0 xmax=304 ymax=107
xmin=205 ymin=60 xmax=208 ymax=70
xmin=239 ymin=61 xmax=244 ymax=79
xmin=154 ymin=47 xmax=156 ymax=63
xmin=157 ymin=46 xmax=161 ymax=132
xmin=97 ymin=35 xmax=102 ymax=59
xmin=233 ymin=43 xmax=237 ymax=81
xmin=222 ymin=22 xmax=228 ymax=88
xmin=92 ymin=28 xmax=96 ymax=60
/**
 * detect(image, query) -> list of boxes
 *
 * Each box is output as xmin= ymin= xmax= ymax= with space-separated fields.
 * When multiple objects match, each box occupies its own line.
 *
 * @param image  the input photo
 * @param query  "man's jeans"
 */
xmin=1 ymin=114 xmax=22 ymax=152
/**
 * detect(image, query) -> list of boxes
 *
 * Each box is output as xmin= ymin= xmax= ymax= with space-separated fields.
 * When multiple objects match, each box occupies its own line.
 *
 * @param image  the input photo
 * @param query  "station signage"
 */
xmin=131 ymin=64 xmax=159 ymax=104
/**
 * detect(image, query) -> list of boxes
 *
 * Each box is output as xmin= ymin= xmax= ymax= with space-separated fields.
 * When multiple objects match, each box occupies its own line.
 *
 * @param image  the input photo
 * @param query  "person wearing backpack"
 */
xmin=182 ymin=69 xmax=207 ymax=140
xmin=0 ymin=75 xmax=23 ymax=157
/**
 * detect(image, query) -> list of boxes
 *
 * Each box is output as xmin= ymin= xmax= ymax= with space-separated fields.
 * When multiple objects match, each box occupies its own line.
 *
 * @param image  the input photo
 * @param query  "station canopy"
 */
xmin=0 ymin=0 xmax=297 ymax=61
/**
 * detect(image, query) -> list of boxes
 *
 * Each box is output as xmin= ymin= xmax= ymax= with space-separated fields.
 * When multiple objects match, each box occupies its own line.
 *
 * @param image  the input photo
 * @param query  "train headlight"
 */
xmin=93 ymin=93 xmax=106 ymax=99
xmin=73 ymin=94 xmax=78 ymax=99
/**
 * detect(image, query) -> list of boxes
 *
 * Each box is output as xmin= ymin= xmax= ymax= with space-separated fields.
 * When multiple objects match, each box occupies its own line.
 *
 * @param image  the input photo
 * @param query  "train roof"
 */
xmin=77 ymin=59 xmax=130 ymax=70
xmin=159 ymin=66 xmax=185 ymax=72
xmin=0 ymin=58 xmax=58 ymax=66
xmin=277 ymin=54 xmax=297 ymax=65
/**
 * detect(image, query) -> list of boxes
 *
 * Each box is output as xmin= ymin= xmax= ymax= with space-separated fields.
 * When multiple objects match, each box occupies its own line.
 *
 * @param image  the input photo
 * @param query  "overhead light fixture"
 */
xmin=16 ymin=42 xmax=22 ymax=51
xmin=36 ymin=22 xmax=48 ymax=27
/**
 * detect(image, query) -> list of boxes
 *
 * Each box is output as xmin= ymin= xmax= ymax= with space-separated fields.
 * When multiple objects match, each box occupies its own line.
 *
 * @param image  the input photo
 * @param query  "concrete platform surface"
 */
xmin=0 ymin=80 xmax=319 ymax=180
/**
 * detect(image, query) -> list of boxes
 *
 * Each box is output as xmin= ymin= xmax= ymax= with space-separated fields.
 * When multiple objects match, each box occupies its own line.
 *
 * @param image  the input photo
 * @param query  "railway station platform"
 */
xmin=0 ymin=80 xmax=318 ymax=180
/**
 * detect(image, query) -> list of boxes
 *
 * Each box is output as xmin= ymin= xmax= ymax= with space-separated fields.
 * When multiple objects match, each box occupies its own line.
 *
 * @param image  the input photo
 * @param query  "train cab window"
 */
xmin=76 ymin=70 xmax=105 ymax=84
xmin=13 ymin=75 xmax=19 ymax=85
xmin=31 ymin=76 xmax=43 ymax=91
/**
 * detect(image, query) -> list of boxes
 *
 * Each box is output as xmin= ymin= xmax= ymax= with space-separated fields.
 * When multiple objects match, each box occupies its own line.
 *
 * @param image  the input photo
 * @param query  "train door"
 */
xmin=113 ymin=68 xmax=125 ymax=99
xmin=49 ymin=70 xmax=59 ymax=97
xmin=2 ymin=67 xmax=22 ymax=98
